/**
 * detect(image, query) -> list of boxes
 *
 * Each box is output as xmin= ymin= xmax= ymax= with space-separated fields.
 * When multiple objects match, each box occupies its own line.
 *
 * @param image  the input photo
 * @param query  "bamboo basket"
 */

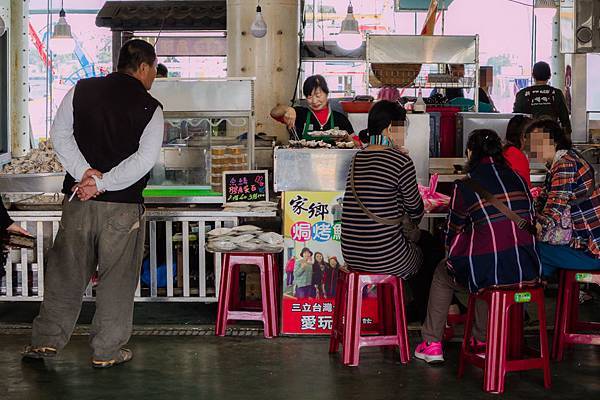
xmin=370 ymin=63 xmax=422 ymax=88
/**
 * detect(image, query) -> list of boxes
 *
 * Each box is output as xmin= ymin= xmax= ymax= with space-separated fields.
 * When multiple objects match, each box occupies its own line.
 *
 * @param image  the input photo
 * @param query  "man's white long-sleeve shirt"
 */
xmin=50 ymin=86 xmax=164 ymax=192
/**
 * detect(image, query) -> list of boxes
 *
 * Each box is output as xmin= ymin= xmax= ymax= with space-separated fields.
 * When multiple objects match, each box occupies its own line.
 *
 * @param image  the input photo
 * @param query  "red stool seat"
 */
xmin=458 ymin=285 xmax=551 ymax=394
xmin=552 ymin=270 xmax=600 ymax=361
xmin=215 ymin=252 xmax=279 ymax=338
xmin=329 ymin=270 xmax=410 ymax=367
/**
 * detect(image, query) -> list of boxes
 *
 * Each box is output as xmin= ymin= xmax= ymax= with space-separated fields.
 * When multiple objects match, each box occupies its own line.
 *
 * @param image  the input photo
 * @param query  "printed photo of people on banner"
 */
xmin=282 ymin=191 xmax=378 ymax=335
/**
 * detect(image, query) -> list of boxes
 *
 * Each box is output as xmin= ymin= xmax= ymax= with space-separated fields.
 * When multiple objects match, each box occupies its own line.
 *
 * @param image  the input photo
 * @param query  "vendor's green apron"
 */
xmin=302 ymin=109 xmax=335 ymax=143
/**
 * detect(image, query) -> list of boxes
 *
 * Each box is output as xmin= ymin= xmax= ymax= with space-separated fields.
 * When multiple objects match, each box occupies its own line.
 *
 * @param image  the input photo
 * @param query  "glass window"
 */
xmin=28 ymin=0 xmax=111 ymax=144
xmin=302 ymin=0 xmax=552 ymax=112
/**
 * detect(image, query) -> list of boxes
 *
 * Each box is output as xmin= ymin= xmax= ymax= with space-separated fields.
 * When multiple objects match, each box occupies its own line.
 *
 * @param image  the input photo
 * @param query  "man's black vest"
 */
xmin=61 ymin=72 xmax=161 ymax=203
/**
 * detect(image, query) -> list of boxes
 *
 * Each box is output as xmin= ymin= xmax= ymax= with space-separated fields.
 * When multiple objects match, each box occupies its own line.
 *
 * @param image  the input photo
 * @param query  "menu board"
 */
xmin=223 ymin=170 xmax=269 ymax=203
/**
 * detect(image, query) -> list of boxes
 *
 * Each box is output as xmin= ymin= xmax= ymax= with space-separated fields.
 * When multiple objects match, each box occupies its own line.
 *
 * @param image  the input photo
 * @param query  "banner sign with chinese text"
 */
xmin=281 ymin=191 xmax=379 ymax=335
xmin=223 ymin=170 xmax=269 ymax=203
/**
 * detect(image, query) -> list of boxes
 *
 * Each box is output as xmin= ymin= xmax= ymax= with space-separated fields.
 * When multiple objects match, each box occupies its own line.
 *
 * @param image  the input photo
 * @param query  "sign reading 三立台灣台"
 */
xmin=223 ymin=170 xmax=269 ymax=203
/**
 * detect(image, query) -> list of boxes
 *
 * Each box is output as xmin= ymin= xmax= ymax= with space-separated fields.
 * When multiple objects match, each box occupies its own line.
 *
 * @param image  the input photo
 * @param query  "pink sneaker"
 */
xmin=414 ymin=341 xmax=444 ymax=364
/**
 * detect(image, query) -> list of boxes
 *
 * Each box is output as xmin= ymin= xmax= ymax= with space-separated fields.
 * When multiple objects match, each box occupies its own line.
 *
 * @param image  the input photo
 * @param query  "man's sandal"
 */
xmin=22 ymin=346 xmax=58 ymax=360
xmin=91 ymin=348 xmax=133 ymax=369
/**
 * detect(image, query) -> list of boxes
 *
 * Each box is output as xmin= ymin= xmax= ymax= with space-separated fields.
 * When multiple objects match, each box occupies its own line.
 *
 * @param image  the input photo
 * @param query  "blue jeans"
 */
xmin=537 ymin=242 xmax=600 ymax=278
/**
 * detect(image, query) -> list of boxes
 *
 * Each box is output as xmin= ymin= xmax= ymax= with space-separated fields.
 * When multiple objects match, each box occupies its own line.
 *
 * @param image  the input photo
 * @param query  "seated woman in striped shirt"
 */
xmin=341 ymin=101 xmax=444 ymax=323
xmin=415 ymin=129 xmax=540 ymax=365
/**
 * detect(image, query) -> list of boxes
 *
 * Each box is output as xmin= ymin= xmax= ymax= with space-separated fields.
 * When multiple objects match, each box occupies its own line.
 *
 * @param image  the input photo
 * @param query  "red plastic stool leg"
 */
xmin=536 ymin=291 xmax=552 ymax=389
xmin=329 ymin=272 xmax=347 ymax=354
xmin=458 ymin=294 xmax=478 ymax=378
xmin=393 ymin=278 xmax=410 ymax=364
xmin=482 ymin=291 xmax=509 ymax=394
xmin=508 ymin=304 xmax=524 ymax=359
xmin=553 ymin=270 xmax=573 ymax=361
xmin=342 ymin=273 xmax=362 ymax=366
xmin=215 ymin=255 xmax=235 ymax=336
xmin=257 ymin=259 xmax=273 ymax=339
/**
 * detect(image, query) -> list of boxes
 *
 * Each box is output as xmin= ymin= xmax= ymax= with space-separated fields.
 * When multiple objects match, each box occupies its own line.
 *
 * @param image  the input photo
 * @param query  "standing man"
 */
xmin=22 ymin=39 xmax=163 ymax=368
xmin=513 ymin=61 xmax=571 ymax=135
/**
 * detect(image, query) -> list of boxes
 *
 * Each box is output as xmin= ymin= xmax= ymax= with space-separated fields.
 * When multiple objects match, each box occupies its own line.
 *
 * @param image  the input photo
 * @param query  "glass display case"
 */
xmin=145 ymin=78 xmax=256 ymax=203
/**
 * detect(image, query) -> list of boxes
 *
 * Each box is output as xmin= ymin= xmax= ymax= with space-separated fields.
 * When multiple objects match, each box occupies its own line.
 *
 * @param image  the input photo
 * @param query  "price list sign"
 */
xmin=223 ymin=170 xmax=269 ymax=203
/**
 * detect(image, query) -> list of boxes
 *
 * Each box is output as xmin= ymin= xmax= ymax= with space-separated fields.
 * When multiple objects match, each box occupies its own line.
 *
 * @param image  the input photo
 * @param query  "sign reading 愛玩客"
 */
xmin=223 ymin=170 xmax=268 ymax=203
xmin=281 ymin=191 xmax=379 ymax=335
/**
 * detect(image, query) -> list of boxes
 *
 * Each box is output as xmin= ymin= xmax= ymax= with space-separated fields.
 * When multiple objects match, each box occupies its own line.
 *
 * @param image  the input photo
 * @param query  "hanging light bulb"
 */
xmin=336 ymin=1 xmax=362 ymax=51
xmin=250 ymin=2 xmax=268 ymax=38
xmin=51 ymin=2 xmax=75 ymax=55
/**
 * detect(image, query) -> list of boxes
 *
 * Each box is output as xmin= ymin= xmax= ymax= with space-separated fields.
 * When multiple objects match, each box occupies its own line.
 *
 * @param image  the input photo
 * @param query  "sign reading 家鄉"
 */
xmin=223 ymin=170 xmax=269 ymax=203
xmin=281 ymin=191 xmax=379 ymax=335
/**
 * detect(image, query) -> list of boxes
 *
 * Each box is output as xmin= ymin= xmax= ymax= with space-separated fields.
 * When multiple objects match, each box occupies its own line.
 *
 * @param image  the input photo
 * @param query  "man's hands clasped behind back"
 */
xmin=71 ymin=168 xmax=103 ymax=202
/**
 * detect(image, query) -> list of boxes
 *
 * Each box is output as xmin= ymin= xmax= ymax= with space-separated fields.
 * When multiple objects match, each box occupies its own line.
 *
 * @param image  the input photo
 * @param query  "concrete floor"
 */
xmin=1 ymin=292 xmax=599 ymax=400
xmin=0 ymin=331 xmax=598 ymax=399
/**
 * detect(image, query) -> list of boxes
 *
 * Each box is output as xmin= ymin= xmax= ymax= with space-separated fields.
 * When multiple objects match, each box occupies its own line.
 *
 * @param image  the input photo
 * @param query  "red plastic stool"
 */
xmin=215 ymin=252 xmax=279 ymax=338
xmin=552 ymin=270 xmax=600 ymax=361
xmin=458 ymin=285 xmax=551 ymax=394
xmin=329 ymin=270 xmax=410 ymax=366
xmin=443 ymin=313 xmax=467 ymax=341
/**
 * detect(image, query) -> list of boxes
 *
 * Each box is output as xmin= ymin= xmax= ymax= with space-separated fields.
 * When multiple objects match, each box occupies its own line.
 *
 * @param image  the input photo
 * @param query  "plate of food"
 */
xmin=207 ymin=227 xmax=234 ymax=237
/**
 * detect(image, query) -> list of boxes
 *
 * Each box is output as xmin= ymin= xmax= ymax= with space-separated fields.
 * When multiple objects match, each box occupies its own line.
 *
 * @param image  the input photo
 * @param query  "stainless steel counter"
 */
xmin=274 ymin=148 xmax=359 ymax=192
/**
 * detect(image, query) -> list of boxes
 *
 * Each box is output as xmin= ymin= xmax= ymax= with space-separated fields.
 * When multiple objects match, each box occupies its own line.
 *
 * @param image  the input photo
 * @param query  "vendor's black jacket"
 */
xmin=291 ymin=106 xmax=354 ymax=140
xmin=513 ymin=84 xmax=571 ymax=134
xmin=61 ymin=73 xmax=162 ymax=203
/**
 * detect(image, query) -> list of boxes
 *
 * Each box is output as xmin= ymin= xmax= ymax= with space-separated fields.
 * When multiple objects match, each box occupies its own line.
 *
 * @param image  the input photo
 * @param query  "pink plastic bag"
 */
xmin=419 ymin=174 xmax=450 ymax=212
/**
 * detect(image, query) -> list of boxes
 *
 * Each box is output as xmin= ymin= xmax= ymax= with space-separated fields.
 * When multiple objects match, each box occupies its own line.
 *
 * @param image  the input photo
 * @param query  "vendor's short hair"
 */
xmin=525 ymin=118 xmax=572 ymax=150
xmin=367 ymin=100 xmax=406 ymax=137
xmin=532 ymin=61 xmax=551 ymax=81
xmin=156 ymin=63 xmax=168 ymax=77
xmin=303 ymin=75 xmax=329 ymax=97
xmin=117 ymin=39 xmax=157 ymax=73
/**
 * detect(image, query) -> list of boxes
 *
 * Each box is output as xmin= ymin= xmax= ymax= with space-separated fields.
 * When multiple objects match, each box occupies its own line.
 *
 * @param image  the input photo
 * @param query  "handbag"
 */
xmin=462 ymin=178 xmax=537 ymax=235
xmin=350 ymin=156 xmax=421 ymax=242
xmin=538 ymin=152 xmax=596 ymax=245
xmin=418 ymin=174 xmax=451 ymax=212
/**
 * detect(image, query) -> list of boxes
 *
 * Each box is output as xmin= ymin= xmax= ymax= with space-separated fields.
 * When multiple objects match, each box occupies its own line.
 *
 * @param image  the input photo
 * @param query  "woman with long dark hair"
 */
xmin=415 ymin=129 xmax=540 ymax=365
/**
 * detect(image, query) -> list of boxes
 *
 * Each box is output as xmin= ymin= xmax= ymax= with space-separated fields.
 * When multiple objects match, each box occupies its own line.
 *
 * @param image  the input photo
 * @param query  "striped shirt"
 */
xmin=537 ymin=149 xmax=600 ymax=258
xmin=446 ymin=158 xmax=541 ymax=292
xmin=341 ymin=148 xmax=424 ymax=278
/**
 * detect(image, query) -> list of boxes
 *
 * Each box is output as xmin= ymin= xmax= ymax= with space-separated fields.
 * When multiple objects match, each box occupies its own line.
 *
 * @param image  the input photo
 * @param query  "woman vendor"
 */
xmin=270 ymin=75 xmax=357 ymax=143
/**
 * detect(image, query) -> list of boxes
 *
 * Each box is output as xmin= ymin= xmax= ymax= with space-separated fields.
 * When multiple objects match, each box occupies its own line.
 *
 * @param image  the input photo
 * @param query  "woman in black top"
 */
xmin=311 ymin=252 xmax=327 ymax=298
xmin=270 ymin=75 xmax=355 ymax=142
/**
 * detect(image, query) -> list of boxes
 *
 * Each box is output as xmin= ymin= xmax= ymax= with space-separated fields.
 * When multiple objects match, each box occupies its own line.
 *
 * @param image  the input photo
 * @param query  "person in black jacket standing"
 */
xmin=22 ymin=39 xmax=163 ymax=368
xmin=513 ymin=61 xmax=571 ymax=135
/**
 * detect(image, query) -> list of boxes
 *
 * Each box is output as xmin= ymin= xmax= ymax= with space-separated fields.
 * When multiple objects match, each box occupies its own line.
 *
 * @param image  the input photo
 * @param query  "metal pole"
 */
xmin=10 ymin=0 xmax=30 ymax=155
xmin=551 ymin=6 xmax=564 ymax=90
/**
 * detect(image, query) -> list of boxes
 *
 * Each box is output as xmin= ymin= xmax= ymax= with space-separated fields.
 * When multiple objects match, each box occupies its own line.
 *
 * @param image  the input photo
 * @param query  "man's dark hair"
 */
xmin=156 ymin=63 xmax=168 ymax=78
xmin=117 ymin=39 xmax=157 ymax=73
xmin=303 ymin=75 xmax=329 ymax=97
xmin=367 ymin=100 xmax=406 ymax=138
xmin=465 ymin=129 xmax=508 ymax=172
xmin=505 ymin=115 xmax=533 ymax=149
xmin=532 ymin=61 xmax=551 ymax=82
xmin=525 ymin=118 xmax=572 ymax=151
